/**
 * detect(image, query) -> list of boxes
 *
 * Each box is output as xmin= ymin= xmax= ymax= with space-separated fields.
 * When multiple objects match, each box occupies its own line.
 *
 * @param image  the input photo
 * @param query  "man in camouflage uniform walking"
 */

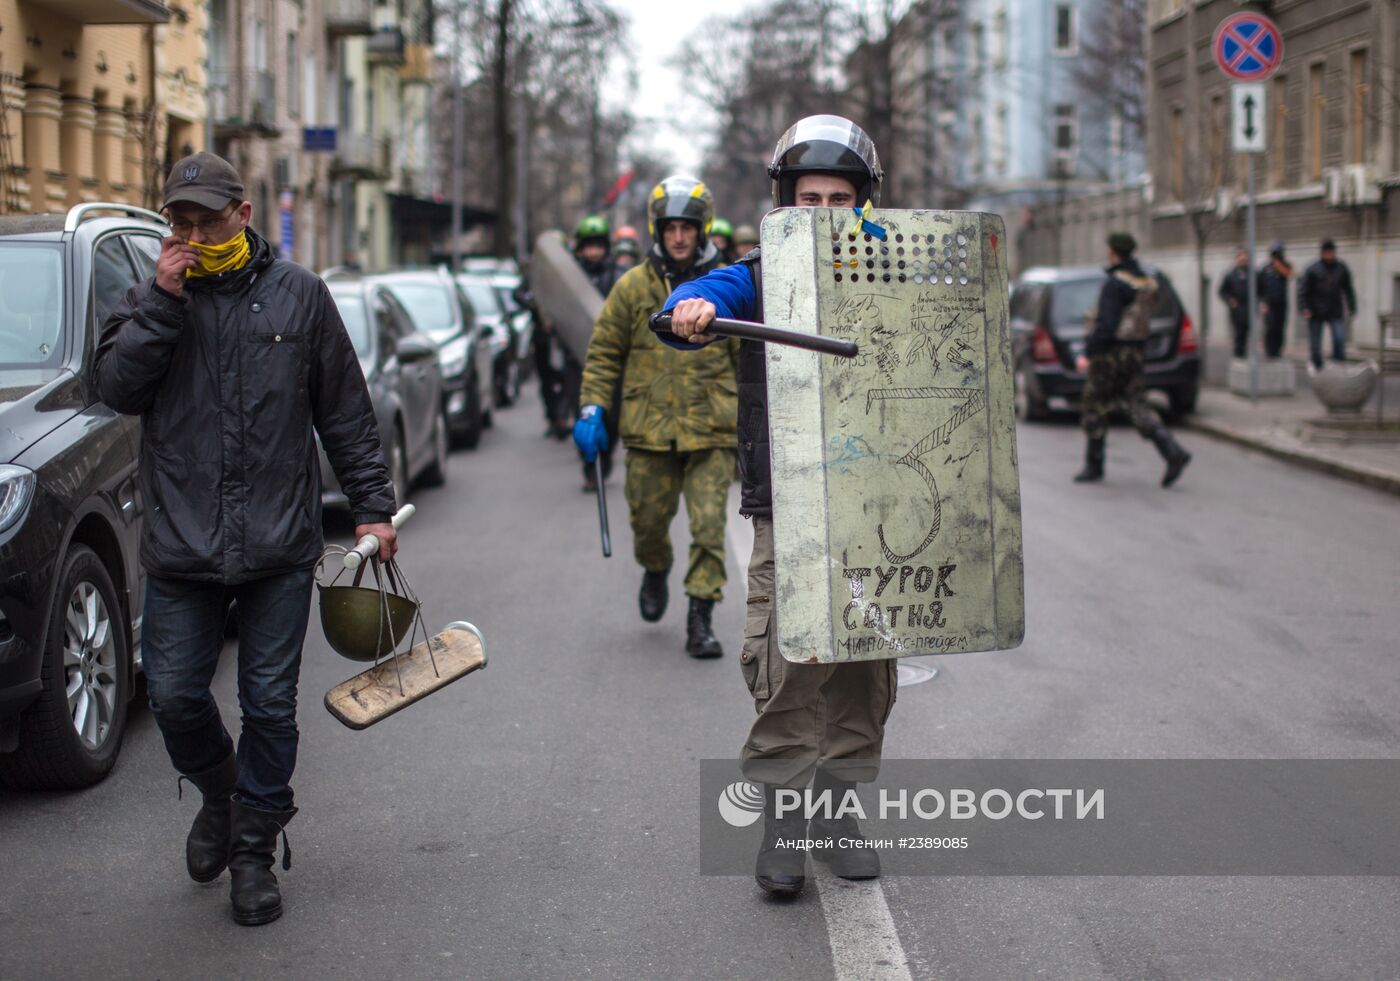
xmin=574 ymin=177 xmax=736 ymax=658
xmin=1074 ymin=232 xmax=1191 ymax=487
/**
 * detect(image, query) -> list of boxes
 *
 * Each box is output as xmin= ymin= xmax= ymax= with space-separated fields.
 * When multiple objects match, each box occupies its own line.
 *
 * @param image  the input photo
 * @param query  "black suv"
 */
xmin=0 ymin=203 xmax=168 ymax=789
xmin=1009 ymin=266 xmax=1201 ymax=421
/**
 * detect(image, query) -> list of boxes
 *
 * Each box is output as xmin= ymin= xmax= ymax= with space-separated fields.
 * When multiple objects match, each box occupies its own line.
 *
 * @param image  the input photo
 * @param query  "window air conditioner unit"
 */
xmin=1345 ymin=163 xmax=1381 ymax=206
xmin=1215 ymin=188 xmax=1235 ymax=219
xmin=1322 ymin=167 xmax=1347 ymax=207
xmin=274 ymin=156 xmax=298 ymax=189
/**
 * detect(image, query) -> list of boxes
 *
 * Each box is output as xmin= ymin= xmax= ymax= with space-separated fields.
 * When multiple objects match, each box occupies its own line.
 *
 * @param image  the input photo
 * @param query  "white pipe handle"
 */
xmin=343 ymin=504 xmax=415 ymax=570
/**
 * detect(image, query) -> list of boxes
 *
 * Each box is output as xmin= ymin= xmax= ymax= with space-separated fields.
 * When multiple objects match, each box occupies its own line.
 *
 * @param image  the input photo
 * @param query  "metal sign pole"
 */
xmin=1247 ymin=153 xmax=1258 ymax=402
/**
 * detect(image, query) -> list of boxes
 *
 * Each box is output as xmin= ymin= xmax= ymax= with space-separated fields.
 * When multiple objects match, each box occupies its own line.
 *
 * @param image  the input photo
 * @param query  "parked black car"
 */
xmin=1009 ymin=265 xmax=1200 ymax=421
xmin=457 ymin=273 xmax=521 ymax=407
xmin=367 ymin=270 xmax=494 ymax=449
xmin=0 ymin=204 xmax=169 ymax=789
xmin=321 ymin=279 xmax=449 ymax=507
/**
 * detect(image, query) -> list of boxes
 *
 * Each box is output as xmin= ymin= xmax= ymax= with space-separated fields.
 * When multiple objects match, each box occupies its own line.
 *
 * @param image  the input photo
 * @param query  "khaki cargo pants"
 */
xmin=739 ymin=516 xmax=898 ymax=789
xmin=624 ymin=446 xmax=734 ymax=602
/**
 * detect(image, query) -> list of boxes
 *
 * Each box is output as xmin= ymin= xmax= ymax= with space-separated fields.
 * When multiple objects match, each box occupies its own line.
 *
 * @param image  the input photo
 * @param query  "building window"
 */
xmin=1270 ymin=75 xmax=1288 ymax=188
xmin=1055 ymin=4 xmax=1076 ymax=55
xmin=993 ymin=10 xmax=1008 ymax=70
xmin=970 ymin=22 xmax=983 ymax=76
xmin=971 ymin=111 xmax=984 ymax=179
xmin=1309 ymin=62 xmax=1325 ymax=180
xmin=1350 ymin=49 xmax=1368 ymax=164
xmin=1170 ymin=104 xmax=1184 ymax=199
xmin=993 ymin=102 xmax=1008 ymax=173
xmin=286 ymin=35 xmax=299 ymax=117
xmin=1053 ymin=103 xmax=1076 ymax=176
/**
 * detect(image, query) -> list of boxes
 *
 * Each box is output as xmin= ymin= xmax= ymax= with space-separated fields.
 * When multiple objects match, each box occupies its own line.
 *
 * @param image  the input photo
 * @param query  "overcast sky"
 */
xmin=603 ymin=0 xmax=759 ymax=173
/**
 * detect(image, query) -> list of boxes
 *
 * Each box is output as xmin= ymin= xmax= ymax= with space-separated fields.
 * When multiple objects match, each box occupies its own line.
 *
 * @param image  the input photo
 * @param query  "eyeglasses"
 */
xmin=166 ymin=206 xmax=236 ymax=236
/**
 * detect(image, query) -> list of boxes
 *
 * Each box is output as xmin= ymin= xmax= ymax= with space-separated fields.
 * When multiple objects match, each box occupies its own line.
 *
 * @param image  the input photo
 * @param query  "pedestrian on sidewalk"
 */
xmin=93 ymin=152 xmax=398 ymax=927
xmin=1298 ymin=238 xmax=1357 ymax=369
xmin=659 ymin=116 xmax=893 ymax=899
xmin=573 ymin=176 xmax=735 ymax=659
xmin=1219 ymin=246 xmax=1252 ymax=359
xmin=1257 ymin=239 xmax=1293 ymax=359
xmin=1073 ymin=232 xmax=1191 ymax=487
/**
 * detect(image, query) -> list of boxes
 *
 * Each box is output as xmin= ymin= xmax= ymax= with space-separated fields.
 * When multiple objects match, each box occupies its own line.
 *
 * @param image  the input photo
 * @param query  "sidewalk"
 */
xmin=1182 ymin=363 xmax=1400 ymax=497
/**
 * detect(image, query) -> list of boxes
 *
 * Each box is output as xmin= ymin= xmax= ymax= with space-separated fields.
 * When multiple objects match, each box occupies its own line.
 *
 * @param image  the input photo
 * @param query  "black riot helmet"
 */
xmin=768 ymin=115 xmax=883 ymax=208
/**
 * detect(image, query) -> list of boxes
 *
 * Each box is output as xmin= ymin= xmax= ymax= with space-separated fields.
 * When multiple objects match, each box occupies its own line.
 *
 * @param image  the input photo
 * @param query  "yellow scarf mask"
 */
xmin=186 ymin=229 xmax=251 ymax=279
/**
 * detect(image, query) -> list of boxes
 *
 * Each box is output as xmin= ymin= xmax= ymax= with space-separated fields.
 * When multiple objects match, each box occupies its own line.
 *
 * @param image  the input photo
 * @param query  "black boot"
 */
xmin=1073 ymin=436 xmax=1105 ymax=483
xmin=685 ymin=598 xmax=724 ymax=659
xmin=755 ymin=784 xmax=807 ymax=898
xmin=1148 ymin=425 xmax=1191 ymax=487
xmin=809 ymin=770 xmax=881 ymax=880
xmin=228 ymin=801 xmax=296 ymax=926
xmin=179 ymin=752 xmax=238 ymax=883
xmin=639 ymin=570 xmax=668 ymax=623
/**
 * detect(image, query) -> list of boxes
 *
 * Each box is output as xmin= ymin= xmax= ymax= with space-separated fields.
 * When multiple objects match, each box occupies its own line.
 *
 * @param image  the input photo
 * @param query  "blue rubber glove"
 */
xmin=573 ymin=404 xmax=609 ymax=462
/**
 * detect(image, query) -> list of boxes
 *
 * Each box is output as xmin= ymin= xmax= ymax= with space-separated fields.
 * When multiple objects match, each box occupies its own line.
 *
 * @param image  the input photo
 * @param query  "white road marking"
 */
xmin=726 ymin=488 xmax=917 ymax=981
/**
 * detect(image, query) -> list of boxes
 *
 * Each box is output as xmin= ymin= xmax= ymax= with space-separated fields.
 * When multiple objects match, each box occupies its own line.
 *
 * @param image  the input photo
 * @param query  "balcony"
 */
xmin=325 ymin=0 xmax=373 ymax=37
xmin=366 ymin=27 xmax=406 ymax=66
xmin=331 ymin=134 xmax=389 ymax=180
xmin=209 ymin=70 xmax=279 ymax=138
xmin=27 ymin=0 xmax=168 ymax=23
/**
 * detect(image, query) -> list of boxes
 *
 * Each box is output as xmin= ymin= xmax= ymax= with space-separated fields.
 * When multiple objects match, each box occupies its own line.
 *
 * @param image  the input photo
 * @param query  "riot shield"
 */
xmin=529 ymin=230 xmax=604 ymax=361
xmin=763 ymin=208 xmax=1024 ymax=662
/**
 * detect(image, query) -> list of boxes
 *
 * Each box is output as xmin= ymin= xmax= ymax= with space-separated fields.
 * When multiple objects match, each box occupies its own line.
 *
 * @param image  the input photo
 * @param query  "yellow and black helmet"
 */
xmin=647 ymin=176 xmax=714 ymax=241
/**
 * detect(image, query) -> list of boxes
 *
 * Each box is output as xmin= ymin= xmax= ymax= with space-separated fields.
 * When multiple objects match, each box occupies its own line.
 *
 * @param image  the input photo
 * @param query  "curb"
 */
xmin=1182 ymin=416 xmax=1400 ymax=498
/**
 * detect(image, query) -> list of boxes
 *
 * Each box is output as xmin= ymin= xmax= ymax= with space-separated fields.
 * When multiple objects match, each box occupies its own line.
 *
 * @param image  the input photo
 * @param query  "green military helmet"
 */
xmin=733 ymin=223 xmax=760 ymax=251
xmin=575 ymin=213 xmax=611 ymax=249
xmin=647 ymin=176 xmax=714 ymax=241
xmin=710 ymin=216 xmax=734 ymax=241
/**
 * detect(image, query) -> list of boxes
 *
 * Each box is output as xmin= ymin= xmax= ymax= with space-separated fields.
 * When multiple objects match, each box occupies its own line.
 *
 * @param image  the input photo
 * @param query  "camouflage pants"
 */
xmin=1080 ymin=344 xmax=1162 ymax=441
xmin=739 ymin=517 xmax=898 ymax=789
xmin=624 ymin=447 xmax=734 ymax=602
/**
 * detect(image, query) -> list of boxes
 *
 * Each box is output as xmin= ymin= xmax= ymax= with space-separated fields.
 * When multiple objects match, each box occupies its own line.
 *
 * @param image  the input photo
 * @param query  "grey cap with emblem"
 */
xmin=162 ymin=151 xmax=245 ymax=212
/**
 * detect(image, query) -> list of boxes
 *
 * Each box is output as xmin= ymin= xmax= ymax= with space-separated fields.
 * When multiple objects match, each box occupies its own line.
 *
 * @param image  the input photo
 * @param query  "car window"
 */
xmin=329 ymin=288 xmax=372 ymax=358
xmin=0 ymin=244 xmax=65 ymax=367
xmin=1151 ymin=274 xmax=1180 ymax=318
xmin=460 ymin=279 xmax=503 ymax=318
xmin=92 ymin=236 xmax=141 ymax=331
xmin=126 ymin=234 xmax=162 ymax=279
xmin=385 ymin=282 xmax=457 ymax=340
xmin=1009 ymin=283 xmax=1044 ymax=322
xmin=1048 ymin=277 xmax=1106 ymax=330
xmin=381 ymin=290 xmax=416 ymax=339
xmin=453 ymin=283 xmax=478 ymax=333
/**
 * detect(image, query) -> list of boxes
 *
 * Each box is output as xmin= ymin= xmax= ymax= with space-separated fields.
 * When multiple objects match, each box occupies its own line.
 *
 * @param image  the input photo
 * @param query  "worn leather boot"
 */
xmin=755 ymin=784 xmax=807 ymax=898
xmin=639 ymin=570 xmax=668 ymax=623
xmin=228 ymin=801 xmax=296 ymax=926
xmin=180 ymin=752 xmax=238 ymax=883
xmin=1148 ymin=426 xmax=1191 ymax=487
xmin=685 ymin=598 xmax=724 ymax=659
xmin=1073 ymin=436 xmax=1105 ymax=483
xmin=809 ymin=770 xmax=881 ymax=880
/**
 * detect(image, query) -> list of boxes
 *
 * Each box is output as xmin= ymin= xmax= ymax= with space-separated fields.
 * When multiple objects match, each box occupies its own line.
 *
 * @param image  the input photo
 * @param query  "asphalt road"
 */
xmin=2 ymin=385 xmax=1398 ymax=980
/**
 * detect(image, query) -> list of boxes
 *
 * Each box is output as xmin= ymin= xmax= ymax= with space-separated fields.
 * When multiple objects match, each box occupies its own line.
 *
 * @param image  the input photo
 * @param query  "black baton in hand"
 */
xmin=594 ymin=454 xmax=611 ymax=558
xmin=648 ymin=312 xmax=858 ymax=358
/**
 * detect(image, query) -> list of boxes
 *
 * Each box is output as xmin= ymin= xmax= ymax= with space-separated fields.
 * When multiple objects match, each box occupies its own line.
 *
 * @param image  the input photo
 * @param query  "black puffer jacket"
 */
xmin=93 ymin=228 xmax=394 ymax=584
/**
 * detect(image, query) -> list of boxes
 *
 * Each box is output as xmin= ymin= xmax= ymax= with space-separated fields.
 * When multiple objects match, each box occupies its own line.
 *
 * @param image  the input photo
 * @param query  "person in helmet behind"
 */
xmin=732 ymin=223 xmax=759 ymax=257
xmin=614 ymin=225 xmax=642 ymax=273
xmin=568 ymin=214 xmax=622 ymax=489
xmin=709 ymin=216 xmax=736 ymax=263
xmin=573 ymin=176 xmax=737 ymax=659
xmin=656 ymin=116 xmax=891 ymax=899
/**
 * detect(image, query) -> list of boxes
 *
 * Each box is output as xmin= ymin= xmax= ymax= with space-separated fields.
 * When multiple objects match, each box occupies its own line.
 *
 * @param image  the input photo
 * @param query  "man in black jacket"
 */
xmin=93 ymin=153 xmax=397 ymax=927
xmin=1219 ymin=247 xmax=1252 ymax=358
xmin=1257 ymin=239 xmax=1293 ymax=359
xmin=1072 ymin=232 xmax=1190 ymax=487
xmin=1298 ymin=238 xmax=1357 ymax=369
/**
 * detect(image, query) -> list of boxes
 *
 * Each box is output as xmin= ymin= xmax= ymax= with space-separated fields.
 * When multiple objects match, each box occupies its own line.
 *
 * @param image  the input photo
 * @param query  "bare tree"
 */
xmin=1070 ymin=0 xmax=1147 ymax=174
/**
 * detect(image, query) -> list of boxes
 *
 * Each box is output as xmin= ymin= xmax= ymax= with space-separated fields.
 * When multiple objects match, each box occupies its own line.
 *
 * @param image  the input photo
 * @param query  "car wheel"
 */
xmin=0 ymin=545 xmax=131 ymax=790
xmin=1014 ymin=365 xmax=1051 ymax=422
xmin=451 ymin=373 xmax=484 ymax=449
xmin=391 ymin=428 xmax=411 ymax=507
xmin=1168 ymin=384 xmax=1199 ymax=418
xmin=420 ymin=410 xmax=449 ymax=487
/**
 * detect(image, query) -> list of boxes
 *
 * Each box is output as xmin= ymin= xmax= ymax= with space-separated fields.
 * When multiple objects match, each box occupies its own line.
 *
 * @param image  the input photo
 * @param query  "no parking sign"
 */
xmin=1213 ymin=12 xmax=1283 ymax=81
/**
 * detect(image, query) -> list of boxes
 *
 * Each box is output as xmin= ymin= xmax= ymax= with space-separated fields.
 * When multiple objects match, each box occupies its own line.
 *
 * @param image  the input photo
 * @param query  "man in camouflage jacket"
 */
xmin=575 ymin=176 xmax=737 ymax=658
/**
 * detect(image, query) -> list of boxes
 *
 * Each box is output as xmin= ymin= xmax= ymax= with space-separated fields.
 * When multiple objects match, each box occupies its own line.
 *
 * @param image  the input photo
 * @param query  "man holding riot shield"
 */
xmin=658 ymin=117 xmax=894 ymax=898
xmin=574 ymin=177 xmax=737 ymax=658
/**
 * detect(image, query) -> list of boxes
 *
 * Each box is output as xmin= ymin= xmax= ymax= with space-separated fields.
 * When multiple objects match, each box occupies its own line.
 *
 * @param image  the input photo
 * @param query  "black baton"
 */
xmin=649 ymin=312 xmax=858 ymax=359
xmin=594 ymin=454 xmax=611 ymax=558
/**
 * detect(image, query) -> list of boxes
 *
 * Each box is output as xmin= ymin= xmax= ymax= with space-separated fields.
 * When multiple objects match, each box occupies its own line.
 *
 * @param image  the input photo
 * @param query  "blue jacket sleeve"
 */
xmin=655 ymin=264 xmax=758 ymax=350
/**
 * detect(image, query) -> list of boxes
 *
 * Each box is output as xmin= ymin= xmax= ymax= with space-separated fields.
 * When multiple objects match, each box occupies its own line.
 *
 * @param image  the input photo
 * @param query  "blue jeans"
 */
xmin=1307 ymin=317 xmax=1346 ymax=369
xmin=142 ymin=568 xmax=314 ymax=811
